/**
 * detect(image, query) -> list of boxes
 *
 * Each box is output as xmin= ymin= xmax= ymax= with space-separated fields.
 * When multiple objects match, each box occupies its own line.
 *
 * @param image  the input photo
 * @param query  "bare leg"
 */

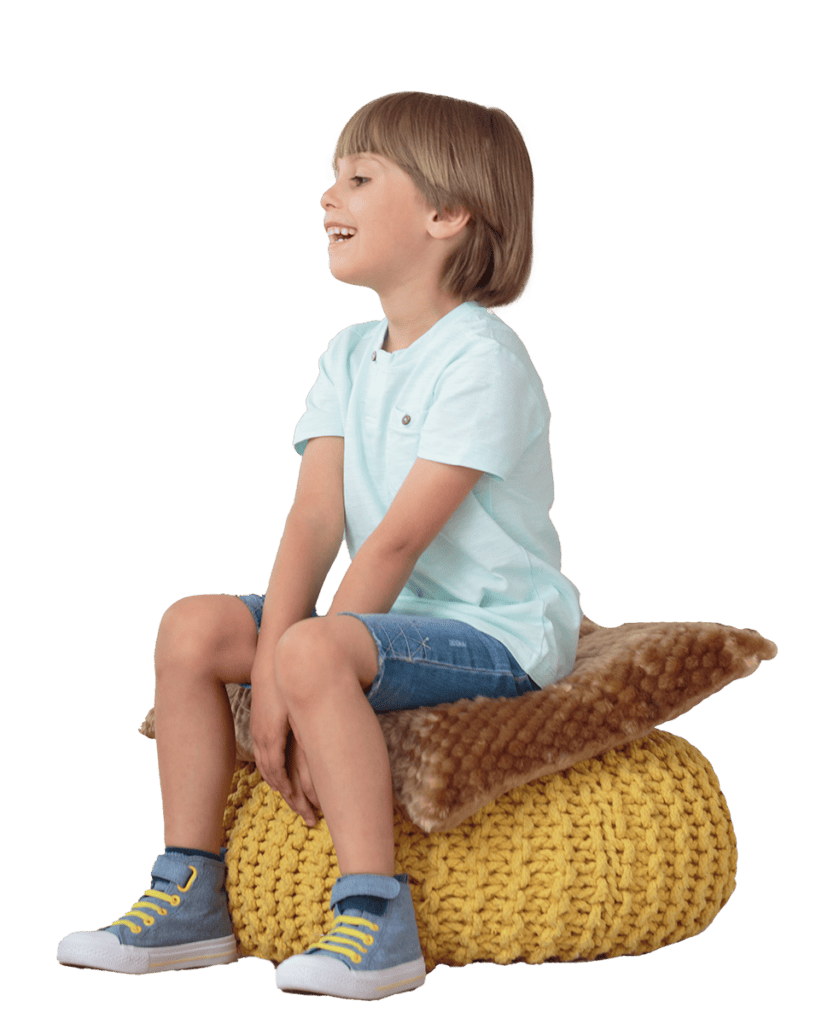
xmin=153 ymin=595 xmax=257 ymax=854
xmin=275 ymin=620 xmax=395 ymax=877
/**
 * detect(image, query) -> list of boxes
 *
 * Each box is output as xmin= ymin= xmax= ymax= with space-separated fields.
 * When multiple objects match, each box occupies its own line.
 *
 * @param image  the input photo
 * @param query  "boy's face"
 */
xmin=322 ymin=152 xmax=443 ymax=296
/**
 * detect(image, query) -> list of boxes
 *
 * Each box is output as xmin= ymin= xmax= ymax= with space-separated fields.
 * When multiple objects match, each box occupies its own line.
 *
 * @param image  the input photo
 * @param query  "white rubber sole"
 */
xmin=276 ymin=952 xmax=426 ymax=1000
xmin=57 ymin=930 xmax=238 ymax=974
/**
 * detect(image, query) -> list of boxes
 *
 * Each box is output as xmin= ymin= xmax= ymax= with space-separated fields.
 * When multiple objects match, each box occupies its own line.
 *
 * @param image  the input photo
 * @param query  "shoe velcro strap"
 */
xmin=151 ymin=855 xmax=197 ymax=889
xmin=331 ymin=873 xmax=400 ymax=909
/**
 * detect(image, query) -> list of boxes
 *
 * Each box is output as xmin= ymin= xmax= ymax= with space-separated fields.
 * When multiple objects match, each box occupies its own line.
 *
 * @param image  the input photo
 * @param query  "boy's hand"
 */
xmin=249 ymin=683 xmax=320 ymax=827
xmin=286 ymin=731 xmax=322 ymax=827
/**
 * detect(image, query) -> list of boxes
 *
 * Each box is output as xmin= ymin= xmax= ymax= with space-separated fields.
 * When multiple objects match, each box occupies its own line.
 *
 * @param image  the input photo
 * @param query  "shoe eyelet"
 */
xmin=170 ymin=895 xmax=181 ymax=906
xmin=144 ymin=916 xmax=155 ymax=926
xmin=363 ymin=935 xmax=373 ymax=945
xmin=133 ymin=926 xmax=142 ymax=934
xmin=157 ymin=908 xmax=167 ymax=916
xmin=351 ymin=953 xmax=361 ymax=963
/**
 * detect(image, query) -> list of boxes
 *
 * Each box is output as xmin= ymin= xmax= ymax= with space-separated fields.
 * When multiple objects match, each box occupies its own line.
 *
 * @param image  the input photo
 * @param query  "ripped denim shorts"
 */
xmin=235 ymin=593 xmax=539 ymax=713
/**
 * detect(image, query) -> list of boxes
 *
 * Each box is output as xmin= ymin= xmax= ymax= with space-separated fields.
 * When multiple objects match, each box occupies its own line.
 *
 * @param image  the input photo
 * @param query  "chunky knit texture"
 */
xmin=221 ymin=729 xmax=737 ymax=970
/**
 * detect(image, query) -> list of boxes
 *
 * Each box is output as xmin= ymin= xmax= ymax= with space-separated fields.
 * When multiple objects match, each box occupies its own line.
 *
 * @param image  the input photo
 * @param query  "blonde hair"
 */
xmin=332 ymin=92 xmax=534 ymax=308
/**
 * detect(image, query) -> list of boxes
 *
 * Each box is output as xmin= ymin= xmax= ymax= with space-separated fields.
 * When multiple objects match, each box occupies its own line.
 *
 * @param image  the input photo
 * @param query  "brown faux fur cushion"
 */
xmin=139 ymin=616 xmax=776 ymax=833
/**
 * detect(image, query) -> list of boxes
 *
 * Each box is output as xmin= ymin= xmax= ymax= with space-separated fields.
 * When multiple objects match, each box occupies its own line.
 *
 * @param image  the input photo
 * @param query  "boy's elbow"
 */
xmin=288 ymin=503 xmax=345 ymax=542
xmin=369 ymin=527 xmax=423 ymax=567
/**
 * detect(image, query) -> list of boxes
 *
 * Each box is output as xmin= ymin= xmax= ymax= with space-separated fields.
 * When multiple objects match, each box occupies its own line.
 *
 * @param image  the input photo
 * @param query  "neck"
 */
xmin=380 ymin=289 xmax=464 ymax=351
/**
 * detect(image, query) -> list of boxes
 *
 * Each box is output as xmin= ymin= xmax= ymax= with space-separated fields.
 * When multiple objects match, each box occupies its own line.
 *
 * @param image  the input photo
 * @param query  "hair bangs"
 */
xmin=333 ymin=96 xmax=425 ymax=186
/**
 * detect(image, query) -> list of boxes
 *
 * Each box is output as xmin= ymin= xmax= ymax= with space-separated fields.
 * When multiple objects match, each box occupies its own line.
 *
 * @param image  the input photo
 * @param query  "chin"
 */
xmin=329 ymin=265 xmax=371 ymax=290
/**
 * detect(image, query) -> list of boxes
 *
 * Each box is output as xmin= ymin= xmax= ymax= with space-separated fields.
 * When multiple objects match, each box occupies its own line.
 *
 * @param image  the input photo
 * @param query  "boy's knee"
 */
xmin=279 ymin=616 xmax=378 ymax=687
xmin=274 ymin=619 xmax=356 ymax=701
xmin=155 ymin=596 xmax=222 ymax=671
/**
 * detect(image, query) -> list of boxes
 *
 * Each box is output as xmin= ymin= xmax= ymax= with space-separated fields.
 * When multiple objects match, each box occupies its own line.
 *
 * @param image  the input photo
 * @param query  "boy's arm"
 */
xmin=326 ymin=457 xmax=483 ymax=616
xmin=251 ymin=436 xmax=345 ymax=686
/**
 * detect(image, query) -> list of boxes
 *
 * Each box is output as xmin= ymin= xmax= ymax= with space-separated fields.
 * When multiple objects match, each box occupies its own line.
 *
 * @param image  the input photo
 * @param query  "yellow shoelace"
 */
xmin=307 ymin=914 xmax=380 ymax=965
xmin=110 ymin=865 xmax=197 ymax=934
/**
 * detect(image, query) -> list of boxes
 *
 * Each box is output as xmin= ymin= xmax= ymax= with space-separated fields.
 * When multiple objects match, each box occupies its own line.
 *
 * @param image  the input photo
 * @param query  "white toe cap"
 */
xmin=58 ymin=930 xmax=149 ymax=974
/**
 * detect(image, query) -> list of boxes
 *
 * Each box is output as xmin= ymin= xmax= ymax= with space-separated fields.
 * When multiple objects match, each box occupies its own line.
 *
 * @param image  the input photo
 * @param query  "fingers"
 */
xmin=249 ymin=702 xmax=293 ymax=799
xmin=258 ymin=759 xmax=293 ymax=805
xmin=251 ymin=724 xmax=321 ymax=827
xmin=287 ymin=733 xmax=321 ymax=826
xmin=252 ymin=736 xmax=290 ymax=797
xmin=256 ymin=757 xmax=309 ymax=822
xmin=288 ymin=765 xmax=319 ymax=828
xmin=293 ymin=738 xmax=321 ymax=814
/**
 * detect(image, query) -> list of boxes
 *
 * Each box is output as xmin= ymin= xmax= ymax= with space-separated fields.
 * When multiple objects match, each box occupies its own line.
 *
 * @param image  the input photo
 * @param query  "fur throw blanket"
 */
xmin=139 ymin=616 xmax=776 ymax=833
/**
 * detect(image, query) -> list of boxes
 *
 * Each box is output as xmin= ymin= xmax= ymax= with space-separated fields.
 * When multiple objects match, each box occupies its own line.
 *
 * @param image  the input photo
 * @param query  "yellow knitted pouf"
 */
xmin=221 ymin=729 xmax=736 ymax=970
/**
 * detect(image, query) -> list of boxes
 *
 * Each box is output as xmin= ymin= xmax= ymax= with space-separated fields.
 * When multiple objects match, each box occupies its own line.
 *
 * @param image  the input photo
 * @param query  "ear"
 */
xmin=427 ymin=204 xmax=472 ymax=242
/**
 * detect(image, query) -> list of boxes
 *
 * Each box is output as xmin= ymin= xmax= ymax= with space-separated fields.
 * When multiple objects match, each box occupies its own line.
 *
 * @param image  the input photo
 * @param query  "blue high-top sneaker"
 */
xmin=275 ymin=873 xmax=426 ymax=1000
xmin=57 ymin=851 xmax=237 ymax=974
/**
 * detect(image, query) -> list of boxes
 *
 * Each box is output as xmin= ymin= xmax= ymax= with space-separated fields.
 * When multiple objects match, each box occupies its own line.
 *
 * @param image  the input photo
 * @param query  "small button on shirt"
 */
xmin=292 ymin=301 xmax=581 ymax=687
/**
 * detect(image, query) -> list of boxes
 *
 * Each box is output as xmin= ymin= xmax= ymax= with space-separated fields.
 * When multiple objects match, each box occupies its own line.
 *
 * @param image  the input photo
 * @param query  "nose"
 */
xmin=321 ymin=182 xmax=338 ymax=211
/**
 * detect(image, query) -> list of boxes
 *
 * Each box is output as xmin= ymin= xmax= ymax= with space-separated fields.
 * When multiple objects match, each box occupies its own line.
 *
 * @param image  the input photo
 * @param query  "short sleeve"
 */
xmin=292 ymin=340 xmax=346 ymax=457
xmin=416 ymin=343 xmax=545 ymax=481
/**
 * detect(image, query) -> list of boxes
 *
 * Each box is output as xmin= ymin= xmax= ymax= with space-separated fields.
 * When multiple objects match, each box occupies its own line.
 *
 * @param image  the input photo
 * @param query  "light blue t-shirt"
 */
xmin=292 ymin=300 xmax=582 ymax=687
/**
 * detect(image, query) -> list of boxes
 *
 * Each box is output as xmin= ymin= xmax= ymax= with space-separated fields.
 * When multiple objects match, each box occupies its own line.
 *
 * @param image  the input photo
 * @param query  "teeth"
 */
xmin=327 ymin=226 xmax=356 ymax=239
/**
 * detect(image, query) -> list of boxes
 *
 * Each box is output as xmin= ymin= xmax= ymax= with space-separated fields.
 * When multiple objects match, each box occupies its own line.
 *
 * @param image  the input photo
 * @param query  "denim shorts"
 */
xmin=236 ymin=593 xmax=539 ymax=713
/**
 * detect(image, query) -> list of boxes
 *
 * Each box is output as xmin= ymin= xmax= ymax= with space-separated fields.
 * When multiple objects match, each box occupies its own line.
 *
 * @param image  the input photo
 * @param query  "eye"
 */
xmin=351 ymin=176 xmax=369 ymax=186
